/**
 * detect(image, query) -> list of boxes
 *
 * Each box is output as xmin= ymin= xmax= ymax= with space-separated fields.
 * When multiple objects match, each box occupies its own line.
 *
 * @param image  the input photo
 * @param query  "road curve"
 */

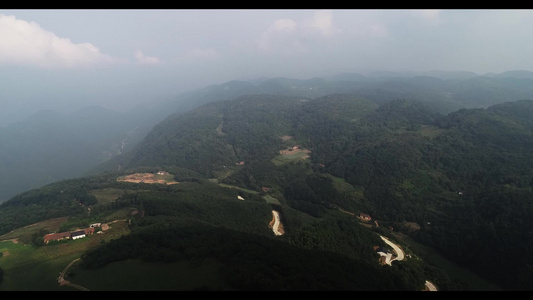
xmin=271 ymin=210 xmax=283 ymax=236
xmin=379 ymin=235 xmax=405 ymax=265
xmin=425 ymin=280 xmax=437 ymax=291
xmin=58 ymin=258 xmax=89 ymax=291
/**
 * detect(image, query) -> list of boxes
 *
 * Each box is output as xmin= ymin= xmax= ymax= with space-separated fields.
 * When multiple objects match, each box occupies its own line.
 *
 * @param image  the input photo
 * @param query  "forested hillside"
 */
xmin=0 ymin=74 xmax=532 ymax=290
xmin=4 ymin=71 xmax=533 ymax=203
xmin=20 ymin=93 xmax=530 ymax=290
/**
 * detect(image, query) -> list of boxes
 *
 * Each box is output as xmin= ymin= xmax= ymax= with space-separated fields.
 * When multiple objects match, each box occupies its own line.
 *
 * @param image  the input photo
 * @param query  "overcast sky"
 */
xmin=1 ymin=9 xmax=533 ymax=125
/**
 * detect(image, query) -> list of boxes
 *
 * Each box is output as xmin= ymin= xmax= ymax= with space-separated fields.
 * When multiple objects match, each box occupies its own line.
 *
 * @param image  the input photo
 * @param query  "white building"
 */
xmin=71 ymin=230 xmax=86 ymax=240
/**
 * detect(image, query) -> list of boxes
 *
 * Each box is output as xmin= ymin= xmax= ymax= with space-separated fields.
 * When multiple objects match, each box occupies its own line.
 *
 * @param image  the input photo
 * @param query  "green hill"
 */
xmin=0 ymin=93 xmax=531 ymax=291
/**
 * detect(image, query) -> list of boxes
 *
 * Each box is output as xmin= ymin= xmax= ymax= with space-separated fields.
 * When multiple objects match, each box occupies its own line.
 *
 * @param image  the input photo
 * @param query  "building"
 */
xmin=84 ymin=227 xmax=95 ymax=235
xmin=43 ymin=232 xmax=71 ymax=244
xmin=43 ymin=226 xmax=95 ymax=243
xmin=359 ymin=213 xmax=372 ymax=221
xmin=71 ymin=230 xmax=86 ymax=240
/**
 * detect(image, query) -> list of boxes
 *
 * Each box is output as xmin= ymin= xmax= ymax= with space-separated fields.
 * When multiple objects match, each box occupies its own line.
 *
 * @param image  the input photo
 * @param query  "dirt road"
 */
xmin=271 ymin=210 xmax=283 ymax=236
xmin=58 ymin=258 xmax=89 ymax=291
xmin=379 ymin=235 xmax=405 ymax=265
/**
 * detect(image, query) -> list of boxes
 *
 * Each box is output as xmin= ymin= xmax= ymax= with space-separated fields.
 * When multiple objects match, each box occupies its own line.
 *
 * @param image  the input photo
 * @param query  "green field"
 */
xmin=272 ymin=150 xmax=310 ymax=166
xmin=0 ymin=239 xmax=81 ymax=290
xmin=0 ymin=219 xmax=131 ymax=291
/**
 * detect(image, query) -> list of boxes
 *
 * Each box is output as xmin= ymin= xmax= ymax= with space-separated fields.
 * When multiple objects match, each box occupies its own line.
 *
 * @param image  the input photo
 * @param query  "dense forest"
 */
xmin=90 ymin=94 xmax=533 ymax=290
xmin=5 ymin=71 xmax=533 ymax=203
xmin=0 ymin=73 xmax=532 ymax=290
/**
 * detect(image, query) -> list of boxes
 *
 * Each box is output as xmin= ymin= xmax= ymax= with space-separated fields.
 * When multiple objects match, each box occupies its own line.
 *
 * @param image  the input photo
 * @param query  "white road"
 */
xmin=425 ymin=280 xmax=437 ymax=291
xmin=379 ymin=235 xmax=405 ymax=265
xmin=271 ymin=210 xmax=283 ymax=236
xmin=379 ymin=235 xmax=437 ymax=291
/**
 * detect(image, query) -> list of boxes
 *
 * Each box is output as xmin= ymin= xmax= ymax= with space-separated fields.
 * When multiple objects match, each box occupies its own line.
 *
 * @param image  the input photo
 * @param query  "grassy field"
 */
xmin=0 ymin=213 xmax=232 ymax=291
xmin=0 ymin=217 xmax=67 ymax=244
xmin=89 ymin=188 xmax=139 ymax=205
xmin=217 ymin=183 xmax=259 ymax=195
xmin=0 ymin=219 xmax=131 ymax=291
xmin=272 ymin=149 xmax=310 ymax=166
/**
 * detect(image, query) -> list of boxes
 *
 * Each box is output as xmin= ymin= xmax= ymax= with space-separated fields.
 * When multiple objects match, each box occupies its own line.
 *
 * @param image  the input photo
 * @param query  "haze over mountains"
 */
xmin=2 ymin=69 xmax=533 ymax=202
xmin=0 ymin=67 xmax=532 ymax=290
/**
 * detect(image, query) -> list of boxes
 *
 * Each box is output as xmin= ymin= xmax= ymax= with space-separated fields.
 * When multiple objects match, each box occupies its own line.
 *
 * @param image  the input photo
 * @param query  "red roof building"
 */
xmin=43 ymin=232 xmax=71 ymax=244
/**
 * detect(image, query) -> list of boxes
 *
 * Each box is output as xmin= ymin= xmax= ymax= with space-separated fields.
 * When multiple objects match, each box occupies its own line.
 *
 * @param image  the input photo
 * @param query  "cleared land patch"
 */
xmin=272 ymin=146 xmax=311 ymax=166
xmin=117 ymin=172 xmax=179 ymax=185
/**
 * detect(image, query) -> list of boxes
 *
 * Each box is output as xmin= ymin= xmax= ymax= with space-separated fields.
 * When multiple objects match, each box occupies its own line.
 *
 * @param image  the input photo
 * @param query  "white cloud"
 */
xmin=134 ymin=50 xmax=161 ymax=66
xmin=258 ymin=10 xmax=338 ymax=55
xmin=304 ymin=10 xmax=335 ymax=36
xmin=0 ymin=14 xmax=120 ymax=68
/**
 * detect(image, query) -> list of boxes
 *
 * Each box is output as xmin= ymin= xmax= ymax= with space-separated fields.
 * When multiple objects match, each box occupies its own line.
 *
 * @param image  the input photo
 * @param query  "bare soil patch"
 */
xmin=279 ymin=146 xmax=311 ymax=159
xmin=117 ymin=173 xmax=179 ymax=185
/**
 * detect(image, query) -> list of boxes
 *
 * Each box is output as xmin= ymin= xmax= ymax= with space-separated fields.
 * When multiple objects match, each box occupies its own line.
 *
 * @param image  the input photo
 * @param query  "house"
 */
xmin=71 ymin=230 xmax=86 ymax=240
xmin=43 ymin=226 xmax=95 ymax=244
xmin=43 ymin=232 xmax=71 ymax=244
xmin=359 ymin=213 xmax=372 ymax=221
xmin=84 ymin=227 xmax=95 ymax=235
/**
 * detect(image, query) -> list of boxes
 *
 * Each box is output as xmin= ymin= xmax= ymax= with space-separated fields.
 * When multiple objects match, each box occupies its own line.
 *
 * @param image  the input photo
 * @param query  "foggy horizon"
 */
xmin=1 ymin=9 xmax=533 ymax=126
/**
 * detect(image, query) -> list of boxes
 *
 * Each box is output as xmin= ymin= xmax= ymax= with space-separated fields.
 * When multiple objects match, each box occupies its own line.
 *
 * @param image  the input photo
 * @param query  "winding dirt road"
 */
xmin=58 ymin=258 xmax=89 ymax=291
xmin=379 ymin=235 xmax=437 ymax=291
xmin=271 ymin=210 xmax=283 ymax=236
xmin=379 ymin=235 xmax=405 ymax=265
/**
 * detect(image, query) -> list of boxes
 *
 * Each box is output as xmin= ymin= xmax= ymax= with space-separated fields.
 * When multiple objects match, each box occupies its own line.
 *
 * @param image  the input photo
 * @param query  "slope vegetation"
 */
xmin=0 ymin=94 xmax=531 ymax=291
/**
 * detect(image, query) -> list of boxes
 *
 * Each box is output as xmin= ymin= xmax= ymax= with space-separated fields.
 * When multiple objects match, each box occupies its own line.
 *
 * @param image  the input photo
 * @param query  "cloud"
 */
xmin=304 ymin=10 xmax=335 ymax=36
xmin=0 ymin=14 xmax=120 ymax=68
xmin=134 ymin=50 xmax=162 ymax=66
xmin=258 ymin=10 xmax=337 ymax=55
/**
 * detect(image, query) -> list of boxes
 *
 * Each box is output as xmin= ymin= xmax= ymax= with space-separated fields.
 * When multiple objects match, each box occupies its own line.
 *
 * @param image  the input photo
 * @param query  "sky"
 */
xmin=1 ymin=9 xmax=533 ymax=125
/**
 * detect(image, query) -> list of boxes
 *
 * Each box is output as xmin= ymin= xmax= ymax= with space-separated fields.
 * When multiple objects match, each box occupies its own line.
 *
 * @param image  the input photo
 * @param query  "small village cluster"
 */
xmin=43 ymin=223 xmax=109 ymax=244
